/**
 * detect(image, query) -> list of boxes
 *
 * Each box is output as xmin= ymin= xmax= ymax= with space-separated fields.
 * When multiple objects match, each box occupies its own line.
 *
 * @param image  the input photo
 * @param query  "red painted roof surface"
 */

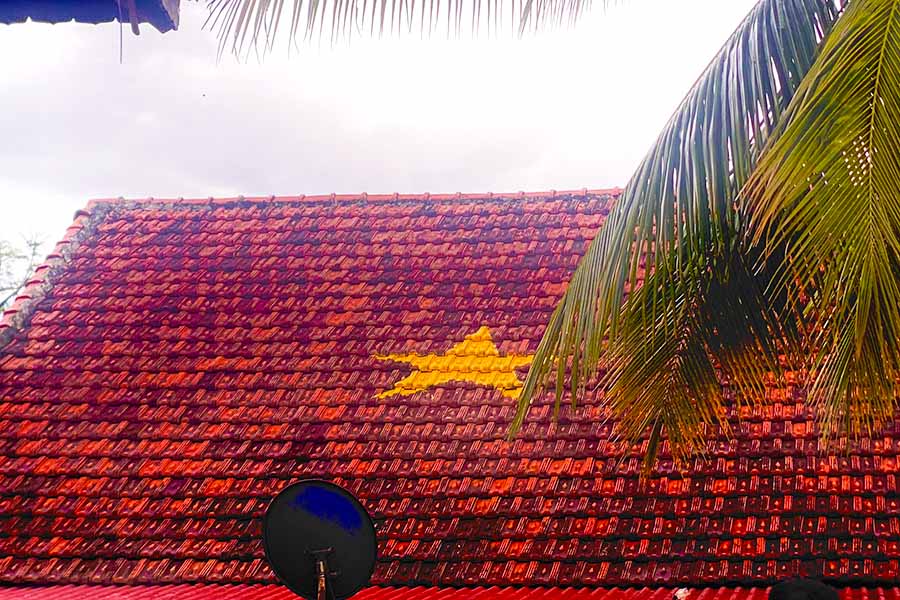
xmin=4 ymin=587 xmax=900 ymax=600
xmin=6 ymin=586 xmax=900 ymax=600
xmin=1 ymin=191 xmax=899 ymax=595
xmin=0 ymin=585 xmax=719 ymax=599
xmin=0 ymin=585 xmax=760 ymax=600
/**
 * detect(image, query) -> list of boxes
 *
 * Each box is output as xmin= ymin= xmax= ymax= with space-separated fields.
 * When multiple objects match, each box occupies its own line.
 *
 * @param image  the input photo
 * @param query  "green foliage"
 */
xmin=204 ymin=0 xmax=600 ymax=56
xmin=745 ymin=0 xmax=900 ymax=440
xmin=513 ymin=0 xmax=844 ymax=469
xmin=0 ymin=237 xmax=44 ymax=309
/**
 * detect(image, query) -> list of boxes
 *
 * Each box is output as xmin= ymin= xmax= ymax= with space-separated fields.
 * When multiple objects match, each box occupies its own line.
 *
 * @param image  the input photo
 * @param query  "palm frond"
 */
xmin=511 ymin=0 xmax=842 ymax=467
xmin=203 ymin=0 xmax=597 ymax=56
xmin=745 ymin=0 xmax=900 ymax=440
xmin=585 ymin=247 xmax=789 ymax=471
xmin=597 ymin=258 xmax=722 ymax=472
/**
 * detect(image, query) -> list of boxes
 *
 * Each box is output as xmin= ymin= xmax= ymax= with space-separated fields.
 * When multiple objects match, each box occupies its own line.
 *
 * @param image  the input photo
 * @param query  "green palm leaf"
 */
xmin=203 ymin=0 xmax=600 ymax=55
xmin=745 ymin=0 xmax=900 ymax=440
xmin=512 ymin=0 xmax=842 ymax=468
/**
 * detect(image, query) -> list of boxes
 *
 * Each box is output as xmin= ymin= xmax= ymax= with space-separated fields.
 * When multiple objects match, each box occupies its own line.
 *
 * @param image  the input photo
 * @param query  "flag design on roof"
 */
xmin=376 ymin=326 xmax=534 ymax=399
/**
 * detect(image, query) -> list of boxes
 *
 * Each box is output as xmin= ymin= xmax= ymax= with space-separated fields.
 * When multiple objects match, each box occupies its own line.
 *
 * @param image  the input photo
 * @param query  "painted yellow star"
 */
xmin=375 ymin=326 xmax=534 ymax=399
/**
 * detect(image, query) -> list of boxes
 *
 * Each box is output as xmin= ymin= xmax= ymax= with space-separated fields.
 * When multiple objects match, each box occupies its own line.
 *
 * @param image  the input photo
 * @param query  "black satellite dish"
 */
xmin=263 ymin=480 xmax=377 ymax=600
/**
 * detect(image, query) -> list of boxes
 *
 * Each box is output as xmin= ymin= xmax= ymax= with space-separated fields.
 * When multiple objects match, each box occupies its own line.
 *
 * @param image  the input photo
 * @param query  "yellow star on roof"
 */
xmin=375 ymin=326 xmax=534 ymax=399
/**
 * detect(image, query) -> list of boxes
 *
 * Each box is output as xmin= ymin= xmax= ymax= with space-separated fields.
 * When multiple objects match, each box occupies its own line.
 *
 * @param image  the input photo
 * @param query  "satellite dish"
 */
xmin=263 ymin=480 xmax=377 ymax=600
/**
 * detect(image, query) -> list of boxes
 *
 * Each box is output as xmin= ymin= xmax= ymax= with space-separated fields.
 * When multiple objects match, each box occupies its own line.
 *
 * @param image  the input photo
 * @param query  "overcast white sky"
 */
xmin=0 ymin=0 xmax=757 ymax=250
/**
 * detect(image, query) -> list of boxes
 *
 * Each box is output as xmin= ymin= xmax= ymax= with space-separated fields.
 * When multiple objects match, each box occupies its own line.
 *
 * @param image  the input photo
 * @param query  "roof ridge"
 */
xmin=85 ymin=188 xmax=623 ymax=209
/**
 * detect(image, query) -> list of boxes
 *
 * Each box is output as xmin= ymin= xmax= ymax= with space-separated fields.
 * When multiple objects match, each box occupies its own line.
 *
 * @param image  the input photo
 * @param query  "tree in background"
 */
xmin=213 ymin=0 xmax=900 ymax=470
xmin=0 ymin=237 xmax=43 ymax=310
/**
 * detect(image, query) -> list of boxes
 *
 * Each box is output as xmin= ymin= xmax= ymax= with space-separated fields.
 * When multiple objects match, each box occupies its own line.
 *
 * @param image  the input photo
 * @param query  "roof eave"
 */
xmin=0 ymin=0 xmax=180 ymax=34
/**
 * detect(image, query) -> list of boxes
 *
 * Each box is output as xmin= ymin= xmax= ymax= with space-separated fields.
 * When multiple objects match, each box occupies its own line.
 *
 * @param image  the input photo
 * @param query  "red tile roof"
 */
xmin=0 ymin=584 xmax=900 ymax=600
xmin=0 ymin=190 xmax=898 ymax=596
xmin=5 ymin=587 xmax=899 ymax=600
xmin=7 ymin=586 xmax=900 ymax=599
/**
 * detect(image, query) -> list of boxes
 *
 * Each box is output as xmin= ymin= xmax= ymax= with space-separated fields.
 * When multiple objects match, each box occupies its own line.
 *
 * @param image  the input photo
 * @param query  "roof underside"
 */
xmin=0 ymin=0 xmax=179 ymax=33
xmin=1 ymin=191 xmax=900 ymax=591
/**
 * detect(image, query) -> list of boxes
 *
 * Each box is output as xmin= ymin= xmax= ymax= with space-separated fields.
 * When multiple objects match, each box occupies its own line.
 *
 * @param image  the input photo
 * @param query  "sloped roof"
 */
xmin=0 ymin=0 xmax=179 ymax=33
xmin=5 ymin=585 xmax=900 ymax=599
xmin=0 ymin=191 xmax=897 ymax=598
xmin=0 ymin=584 xmax=803 ymax=599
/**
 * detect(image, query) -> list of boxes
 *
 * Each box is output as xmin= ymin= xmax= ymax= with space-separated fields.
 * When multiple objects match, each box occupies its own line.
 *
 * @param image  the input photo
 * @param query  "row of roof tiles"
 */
xmin=6 ymin=474 xmax=897 ymax=503
xmin=0 ymin=492 xmax=896 ymax=519
xmin=2 ymin=533 xmax=900 ymax=561
xmin=6 ymin=453 xmax=900 ymax=485
xmin=5 ymin=557 xmax=900 ymax=585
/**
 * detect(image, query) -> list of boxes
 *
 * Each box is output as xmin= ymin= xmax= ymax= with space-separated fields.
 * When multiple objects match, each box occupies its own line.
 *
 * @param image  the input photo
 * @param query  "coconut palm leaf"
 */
xmin=203 ymin=0 xmax=590 ymax=55
xmin=744 ymin=0 xmax=900 ymax=440
xmin=599 ymin=263 xmax=725 ymax=473
xmin=511 ymin=0 xmax=842 ymax=467
xmin=569 ymin=244 xmax=788 ymax=470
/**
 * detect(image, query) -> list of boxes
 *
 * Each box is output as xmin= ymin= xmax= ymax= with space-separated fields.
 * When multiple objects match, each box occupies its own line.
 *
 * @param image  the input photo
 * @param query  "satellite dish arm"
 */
xmin=309 ymin=547 xmax=335 ymax=600
xmin=315 ymin=556 xmax=327 ymax=600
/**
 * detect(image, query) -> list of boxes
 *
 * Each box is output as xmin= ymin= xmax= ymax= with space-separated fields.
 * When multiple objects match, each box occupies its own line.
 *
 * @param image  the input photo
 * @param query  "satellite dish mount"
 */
xmin=309 ymin=547 xmax=337 ymax=600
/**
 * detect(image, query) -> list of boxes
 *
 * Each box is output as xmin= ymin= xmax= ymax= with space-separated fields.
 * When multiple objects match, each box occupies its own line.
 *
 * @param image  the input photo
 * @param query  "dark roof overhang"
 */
xmin=0 ymin=0 xmax=179 ymax=33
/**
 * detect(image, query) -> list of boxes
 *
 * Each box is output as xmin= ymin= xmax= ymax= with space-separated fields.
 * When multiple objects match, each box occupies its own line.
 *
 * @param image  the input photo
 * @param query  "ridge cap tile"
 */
xmin=84 ymin=188 xmax=622 ymax=210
